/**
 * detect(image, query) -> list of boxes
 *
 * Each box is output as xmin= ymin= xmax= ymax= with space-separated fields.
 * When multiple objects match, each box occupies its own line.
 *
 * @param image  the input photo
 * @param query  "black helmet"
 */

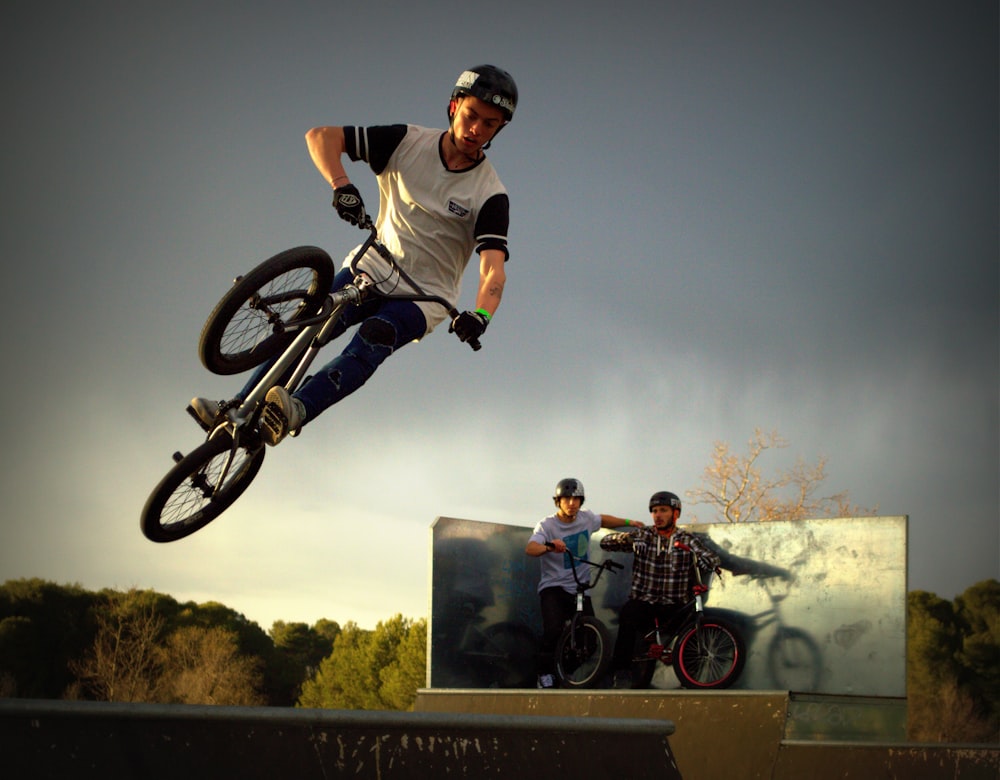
xmin=451 ymin=65 xmax=518 ymax=122
xmin=649 ymin=491 xmax=681 ymax=512
xmin=553 ymin=478 xmax=585 ymax=506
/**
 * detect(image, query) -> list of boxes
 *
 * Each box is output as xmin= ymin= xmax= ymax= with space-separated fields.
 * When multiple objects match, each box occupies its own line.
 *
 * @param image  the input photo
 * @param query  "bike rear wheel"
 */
xmin=199 ymin=246 xmax=335 ymax=375
xmin=141 ymin=430 xmax=265 ymax=542
xmin=554 ymin=616 xmax=612 ymax=688
xmin=673 ymin=618 xmax=745 ymax=689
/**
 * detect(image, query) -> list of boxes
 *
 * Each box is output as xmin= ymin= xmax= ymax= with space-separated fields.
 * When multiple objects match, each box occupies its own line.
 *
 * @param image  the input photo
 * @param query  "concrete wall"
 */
xmin=429 ymin=516 xmax=908 ymax=696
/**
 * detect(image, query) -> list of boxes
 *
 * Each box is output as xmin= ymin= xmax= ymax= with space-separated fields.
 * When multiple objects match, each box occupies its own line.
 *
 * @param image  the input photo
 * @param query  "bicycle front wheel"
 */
xmin=673 ymin=618 xmax=745 ymax=689
xmin=554 ymin=616 xmax=612 ymax=688
xmin=141 ymin=431 xmax=265 ymax=542
xmin=199 ymin=246 xmax=335 ymax=375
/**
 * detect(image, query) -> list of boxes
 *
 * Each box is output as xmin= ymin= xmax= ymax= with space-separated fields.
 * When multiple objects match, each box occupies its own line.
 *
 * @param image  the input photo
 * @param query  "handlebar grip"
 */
xmin=607 ymin=560 xmax=625 ymax=571
xmin=468 ymin=337 xmax=482 ymax=352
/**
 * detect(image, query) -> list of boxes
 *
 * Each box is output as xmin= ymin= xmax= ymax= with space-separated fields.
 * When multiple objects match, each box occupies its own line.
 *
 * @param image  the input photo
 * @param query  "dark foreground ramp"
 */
xmin=0 ymin=698 xmax=680 ymax=779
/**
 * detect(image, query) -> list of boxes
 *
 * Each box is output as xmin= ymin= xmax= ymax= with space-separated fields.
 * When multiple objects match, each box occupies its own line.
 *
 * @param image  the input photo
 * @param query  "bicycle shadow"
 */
xmin=697 ymin=538 xmax=824 ymax=692
xmin=596 ymin=535 xmax=824 ymax=692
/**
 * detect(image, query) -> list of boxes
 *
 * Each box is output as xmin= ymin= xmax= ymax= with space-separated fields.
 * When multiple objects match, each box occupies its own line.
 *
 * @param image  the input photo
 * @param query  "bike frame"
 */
xmin=640 ymin=541 xmax=717 ymax=656
xmin=565 ymin=554 xmax=622 ymax=635
xmin=213 ymin=222 xmax=476 ymax=436
xmin=198 ymin=221 xmax=481 ymax=490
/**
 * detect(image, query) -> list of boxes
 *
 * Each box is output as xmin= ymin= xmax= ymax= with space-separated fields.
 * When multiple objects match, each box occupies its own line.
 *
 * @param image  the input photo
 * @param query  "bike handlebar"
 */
xmin=348 ymin=220 xmax=482 ymax=351
xmin=563 ymin=553 xmax=624 ymax=591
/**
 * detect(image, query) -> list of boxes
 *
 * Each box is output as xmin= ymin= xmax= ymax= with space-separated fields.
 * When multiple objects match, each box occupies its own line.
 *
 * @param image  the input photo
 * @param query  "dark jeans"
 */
xmin=611 ymin=598 xmax=681 ymax=671
xmin=537 ymin=586 xmax=593 ymax=676
xmin=239 ymin=267 xmax=426 ymax=422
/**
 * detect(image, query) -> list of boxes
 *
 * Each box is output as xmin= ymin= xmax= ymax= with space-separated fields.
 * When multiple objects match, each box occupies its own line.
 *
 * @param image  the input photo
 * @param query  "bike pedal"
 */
xmin=261 ymin=403 xmax=285 ymax=437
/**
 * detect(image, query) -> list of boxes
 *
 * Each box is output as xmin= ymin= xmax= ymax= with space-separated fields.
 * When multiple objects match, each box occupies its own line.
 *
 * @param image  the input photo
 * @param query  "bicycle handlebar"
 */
xmin=348 ymin=220 xmax=482 ymax=351
xmin=563 ymin=553 xmax=624 ymax=591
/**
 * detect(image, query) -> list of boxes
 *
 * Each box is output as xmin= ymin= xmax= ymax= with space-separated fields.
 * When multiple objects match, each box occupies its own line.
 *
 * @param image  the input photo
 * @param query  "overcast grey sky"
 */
xmin=2 ymin=1 xmax=996 ymax=630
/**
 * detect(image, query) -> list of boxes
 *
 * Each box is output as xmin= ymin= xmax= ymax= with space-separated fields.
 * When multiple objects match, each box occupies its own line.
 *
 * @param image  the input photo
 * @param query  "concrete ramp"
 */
xmin=415 ymin=689 xmax=1000 ymax=779
xmin=0 ymin=698 xmax=680 ymax=779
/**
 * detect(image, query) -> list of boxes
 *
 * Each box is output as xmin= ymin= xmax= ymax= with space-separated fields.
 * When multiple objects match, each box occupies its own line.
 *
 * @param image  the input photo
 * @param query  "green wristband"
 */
xmin=475 ymin=308 xmax=492 ymax=322
xmin=624 ymin=519 xmax=631 ymax=526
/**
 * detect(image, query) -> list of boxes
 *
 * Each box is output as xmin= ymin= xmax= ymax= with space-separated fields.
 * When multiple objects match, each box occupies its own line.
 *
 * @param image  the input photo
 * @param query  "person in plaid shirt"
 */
xmin=600 ymin=490 xmax=721 ymax=687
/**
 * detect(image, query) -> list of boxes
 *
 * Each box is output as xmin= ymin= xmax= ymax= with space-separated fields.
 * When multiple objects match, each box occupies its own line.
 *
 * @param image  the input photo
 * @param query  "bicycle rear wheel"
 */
xmin=199 ymin=246 xmax=335 ymax=375
xmin=554 ymin=616 xmax=612 ymax=688
xmin=673 ymin=618 xmax=745 ymax=689
xmin=141 ymin=430 xmax=265 ymax=542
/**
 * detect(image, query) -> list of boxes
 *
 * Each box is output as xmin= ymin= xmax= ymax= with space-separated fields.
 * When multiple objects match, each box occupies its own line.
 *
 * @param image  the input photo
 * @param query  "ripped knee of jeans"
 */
xmin=358 ymin=316 xmax=396 ymax=348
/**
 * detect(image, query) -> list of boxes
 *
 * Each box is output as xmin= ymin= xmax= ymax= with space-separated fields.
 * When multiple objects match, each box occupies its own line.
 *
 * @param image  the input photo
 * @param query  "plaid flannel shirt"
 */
xmin=600 ymin=527 xmax=721 ymax=605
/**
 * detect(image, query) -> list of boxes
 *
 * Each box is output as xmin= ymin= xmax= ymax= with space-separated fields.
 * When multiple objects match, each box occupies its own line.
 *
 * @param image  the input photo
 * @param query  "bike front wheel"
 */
xmin=199 ymin=246 xmax=335 ymax=375
xmin=554 ymin=616 xmax=612 ymax=689
xmin=673 ymin=618 xmax=746 ymax=689
xmin=141 ymin=430 xmax=265 ymax=542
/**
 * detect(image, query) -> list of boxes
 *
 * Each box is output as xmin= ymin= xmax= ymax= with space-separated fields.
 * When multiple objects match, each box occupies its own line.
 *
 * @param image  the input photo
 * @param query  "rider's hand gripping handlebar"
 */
xmin=353 ymin=219 xmax=482 ymax=352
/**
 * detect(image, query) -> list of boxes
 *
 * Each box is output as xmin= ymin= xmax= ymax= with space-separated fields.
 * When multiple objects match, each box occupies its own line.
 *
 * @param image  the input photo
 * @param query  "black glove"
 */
xmin=449 ymin=310 xmax=490 ymax=342
xmin=332 ymin=184 xmax=367 ymax=226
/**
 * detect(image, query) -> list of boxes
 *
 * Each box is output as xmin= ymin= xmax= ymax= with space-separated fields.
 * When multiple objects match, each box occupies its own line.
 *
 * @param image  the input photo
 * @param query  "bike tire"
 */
xmin=199 ymin=246 xmax=336 ymax=375
xmin=554 ymin=616 xmax=612 ymax=689
xmin=767 ymin=626 xmax=823 ymax=692
xmin=673 ymin=618 xmax=746 ymax=689
xmin=141 ymin=431 xmax=265 ymax=542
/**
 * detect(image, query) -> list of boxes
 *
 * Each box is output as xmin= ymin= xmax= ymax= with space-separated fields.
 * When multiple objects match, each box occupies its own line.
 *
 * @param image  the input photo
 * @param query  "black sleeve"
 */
xmin=474 ymin=193 xmax=510 ymax=261
xmin=342 ymin=124 xmax=408 ymax=175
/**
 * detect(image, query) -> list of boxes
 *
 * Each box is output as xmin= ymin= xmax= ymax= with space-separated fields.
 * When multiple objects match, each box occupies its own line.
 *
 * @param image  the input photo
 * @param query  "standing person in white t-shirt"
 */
xmin=189 ymin=65 xmax=517 ymax=446
xmin=525 ymin=478 xmax=640 ymax=688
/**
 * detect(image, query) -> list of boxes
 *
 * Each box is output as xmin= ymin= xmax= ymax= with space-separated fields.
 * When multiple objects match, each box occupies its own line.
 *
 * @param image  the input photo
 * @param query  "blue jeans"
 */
xmin=239 ymin=267 xmax=427 ymax=424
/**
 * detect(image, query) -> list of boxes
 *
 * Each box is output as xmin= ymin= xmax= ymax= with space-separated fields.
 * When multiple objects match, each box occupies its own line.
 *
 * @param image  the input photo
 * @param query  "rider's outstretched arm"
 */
xmin=599 ymin=532 xmax=635 ymax=552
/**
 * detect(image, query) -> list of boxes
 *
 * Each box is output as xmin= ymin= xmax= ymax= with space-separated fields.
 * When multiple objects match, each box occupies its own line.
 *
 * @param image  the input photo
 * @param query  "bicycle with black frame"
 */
xmin=627 ymin=540 xmax=747 ymax=689
xmin=140 ymin=217 xmax=481 ymax=543
xmin=552 ymin=553 xmax=625 ymax=688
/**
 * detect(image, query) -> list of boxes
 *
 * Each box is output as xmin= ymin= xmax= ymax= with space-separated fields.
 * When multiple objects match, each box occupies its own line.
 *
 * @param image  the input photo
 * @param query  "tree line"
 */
xmin=1 ymin=576 xmax=996 ymax=741
xmin=0 ymin=578 xmax=424 ymax=710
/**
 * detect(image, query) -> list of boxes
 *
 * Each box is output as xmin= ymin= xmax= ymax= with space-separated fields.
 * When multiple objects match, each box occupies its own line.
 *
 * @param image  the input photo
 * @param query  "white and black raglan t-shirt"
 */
xmin=342 ymin=124 xmax=510 ymax=334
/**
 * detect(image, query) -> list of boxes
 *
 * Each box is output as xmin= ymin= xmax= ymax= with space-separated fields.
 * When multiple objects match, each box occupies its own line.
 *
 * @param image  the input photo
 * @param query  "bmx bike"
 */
xmin=553 ymin=553 xmax=625 ymax=688
xmin=140 ymin=219 xmax=479 ymax=543
xmin=627 ymin=541 xmax=746 ymax=689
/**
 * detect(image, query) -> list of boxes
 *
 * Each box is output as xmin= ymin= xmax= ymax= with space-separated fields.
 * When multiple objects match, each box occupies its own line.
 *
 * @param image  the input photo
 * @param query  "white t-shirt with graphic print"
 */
xmin=529 ymin=509 xmax=604 ymax=595
xmin=341 ymin=124 xmax=509 ymax=334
